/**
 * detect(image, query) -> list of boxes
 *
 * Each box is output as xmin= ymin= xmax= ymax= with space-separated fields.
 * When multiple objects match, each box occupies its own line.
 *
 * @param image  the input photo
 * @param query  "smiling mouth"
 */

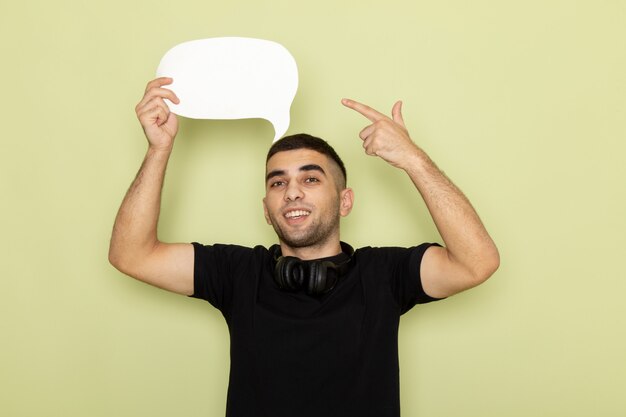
xmin=284 ymin=210 xmax=311 ymax=219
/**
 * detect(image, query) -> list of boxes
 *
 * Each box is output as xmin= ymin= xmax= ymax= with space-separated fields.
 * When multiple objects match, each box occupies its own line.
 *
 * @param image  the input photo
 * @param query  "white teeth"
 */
xmin=285 ymin=210 xmax=310 ymax=219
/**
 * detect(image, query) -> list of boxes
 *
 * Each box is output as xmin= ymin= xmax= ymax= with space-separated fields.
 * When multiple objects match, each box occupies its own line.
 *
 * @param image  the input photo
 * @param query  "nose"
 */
xmin=284 ymin=181 xmax=304 ymax=201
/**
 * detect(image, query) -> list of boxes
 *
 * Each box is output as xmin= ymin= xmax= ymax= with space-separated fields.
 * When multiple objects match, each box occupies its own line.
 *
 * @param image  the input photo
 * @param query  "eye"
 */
xmin=304 ymin=177 xmax=319 ymax=184
xmin=270 ymin=180 xmax=285 ymax=188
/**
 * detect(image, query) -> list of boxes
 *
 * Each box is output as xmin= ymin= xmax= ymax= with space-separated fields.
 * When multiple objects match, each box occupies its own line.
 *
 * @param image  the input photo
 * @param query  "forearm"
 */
xmin=108 ymin=146 xmax=172 ymax=272
xmin=402 ymin=147 xmax=499 ymax=280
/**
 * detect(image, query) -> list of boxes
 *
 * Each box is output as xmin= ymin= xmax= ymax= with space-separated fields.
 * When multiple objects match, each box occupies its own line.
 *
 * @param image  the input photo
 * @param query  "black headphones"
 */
xmin=270 ymin=242 xmax=354 ymax=297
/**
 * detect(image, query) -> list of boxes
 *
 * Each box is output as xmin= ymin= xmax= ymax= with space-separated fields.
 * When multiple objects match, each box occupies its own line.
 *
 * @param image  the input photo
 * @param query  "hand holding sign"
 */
xmin=156 ymin=37 xmax=299 ymax=142
xmin=135 ymin=77 xmax=180 ymax=152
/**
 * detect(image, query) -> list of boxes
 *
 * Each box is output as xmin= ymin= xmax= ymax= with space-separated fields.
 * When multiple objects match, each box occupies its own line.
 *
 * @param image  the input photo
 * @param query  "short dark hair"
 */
xmin=266 ymin=133 xmax=347 ymax=187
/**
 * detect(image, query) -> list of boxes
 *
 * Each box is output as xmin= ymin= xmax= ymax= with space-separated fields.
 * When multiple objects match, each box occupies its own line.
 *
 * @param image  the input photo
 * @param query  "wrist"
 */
xmin=147 ymin=144 xmax=174 ymax=156
xmin=145 ymin=145 xmax=174 ymax=167
xmin=398 ymin=145 xmax=430 ymax=173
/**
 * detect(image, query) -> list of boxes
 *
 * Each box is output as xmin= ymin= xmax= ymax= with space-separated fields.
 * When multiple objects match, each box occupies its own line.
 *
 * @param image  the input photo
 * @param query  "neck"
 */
xmin=279 ymin=237 xmax=343 ymax=260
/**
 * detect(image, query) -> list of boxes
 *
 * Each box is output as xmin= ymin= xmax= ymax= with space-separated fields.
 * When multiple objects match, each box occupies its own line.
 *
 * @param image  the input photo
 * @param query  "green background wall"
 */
xmin=2 ymin=1 xmax=625 ymax=416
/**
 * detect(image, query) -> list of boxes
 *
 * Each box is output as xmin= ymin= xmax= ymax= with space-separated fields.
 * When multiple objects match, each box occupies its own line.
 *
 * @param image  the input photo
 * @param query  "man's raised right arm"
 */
xmin=108 ymin=78 xmax=194 ymax=296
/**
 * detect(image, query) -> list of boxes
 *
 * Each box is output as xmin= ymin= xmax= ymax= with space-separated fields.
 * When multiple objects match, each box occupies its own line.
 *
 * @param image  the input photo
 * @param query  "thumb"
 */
xmin=391 ymin=100 xmax=405 ymax=127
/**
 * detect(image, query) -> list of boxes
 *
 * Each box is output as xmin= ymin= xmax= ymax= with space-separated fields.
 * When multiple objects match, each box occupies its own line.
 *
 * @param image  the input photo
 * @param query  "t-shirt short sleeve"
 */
xmin=190 ymin=242 xmax=254 ymax=315
xmin=388 ymin=242 xmax=444 ymax=314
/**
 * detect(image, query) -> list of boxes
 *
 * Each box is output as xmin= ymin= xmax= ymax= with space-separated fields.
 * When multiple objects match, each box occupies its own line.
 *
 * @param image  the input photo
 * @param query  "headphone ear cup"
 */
xmin=275 ymin=256 xmax=304 ymax=290
xmin=306 ymin=261 xmax=323 ymax=296
xmin=307 ymin=261 xmax=337 ymax=296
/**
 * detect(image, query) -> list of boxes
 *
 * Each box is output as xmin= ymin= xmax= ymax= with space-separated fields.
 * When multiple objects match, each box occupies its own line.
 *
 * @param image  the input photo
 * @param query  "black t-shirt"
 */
xmin=191 ymin=242 xmax=442 ymax=417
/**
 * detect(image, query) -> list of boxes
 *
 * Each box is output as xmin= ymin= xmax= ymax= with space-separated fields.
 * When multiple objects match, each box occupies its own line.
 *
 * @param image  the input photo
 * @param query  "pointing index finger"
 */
xmin=342 ymin=98 xmax=386 ymax=122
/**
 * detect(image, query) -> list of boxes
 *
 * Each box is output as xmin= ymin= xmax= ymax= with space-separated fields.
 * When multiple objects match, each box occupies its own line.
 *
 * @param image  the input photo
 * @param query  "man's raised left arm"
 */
xmin=342 ymin=98 xmax=499 ymax=298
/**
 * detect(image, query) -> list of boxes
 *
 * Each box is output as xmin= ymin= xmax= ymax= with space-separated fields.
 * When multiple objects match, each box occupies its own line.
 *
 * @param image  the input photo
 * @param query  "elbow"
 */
xmin=108 ymin=249 xmax=139 ymax=278
xmin=108 ymin=239 xmax=159 ymax=277
xmin=472 ymin=246 xmax=500 ymax=285
xmin=482 ymin=253 xmax=500 ymax=281
xmin=108 ymin=240 xmax=135 ymax=275
xmin=108 ymin=246 xmax=127 ymax=273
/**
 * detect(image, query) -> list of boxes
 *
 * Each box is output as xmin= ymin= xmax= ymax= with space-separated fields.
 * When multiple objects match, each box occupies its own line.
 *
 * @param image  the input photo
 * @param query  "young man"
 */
xmin=109 ymin=77 xmax=499 ymax=417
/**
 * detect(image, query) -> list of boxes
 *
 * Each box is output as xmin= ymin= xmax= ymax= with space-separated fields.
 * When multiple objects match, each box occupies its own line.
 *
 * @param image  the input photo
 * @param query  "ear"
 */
xmin=339 ymin=188 xmax=354 ymax=217
xmin=262 ymin=197 xmax=273 ymax=225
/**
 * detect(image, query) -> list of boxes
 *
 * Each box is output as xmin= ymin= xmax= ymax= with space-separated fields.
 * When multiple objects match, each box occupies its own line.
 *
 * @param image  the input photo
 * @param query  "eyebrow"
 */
xmin=265 ymin=164 xmax=326 ymax=183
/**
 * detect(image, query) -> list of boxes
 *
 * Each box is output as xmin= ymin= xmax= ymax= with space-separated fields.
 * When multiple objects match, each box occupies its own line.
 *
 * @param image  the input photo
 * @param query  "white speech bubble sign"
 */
xmin=156 ymin=37 xmax=298 ymax=142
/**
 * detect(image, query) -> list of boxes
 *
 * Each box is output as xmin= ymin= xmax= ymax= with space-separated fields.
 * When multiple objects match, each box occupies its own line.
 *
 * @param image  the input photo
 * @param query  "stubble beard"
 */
xmin=270 ymin=206 xmax=341 ymax=249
